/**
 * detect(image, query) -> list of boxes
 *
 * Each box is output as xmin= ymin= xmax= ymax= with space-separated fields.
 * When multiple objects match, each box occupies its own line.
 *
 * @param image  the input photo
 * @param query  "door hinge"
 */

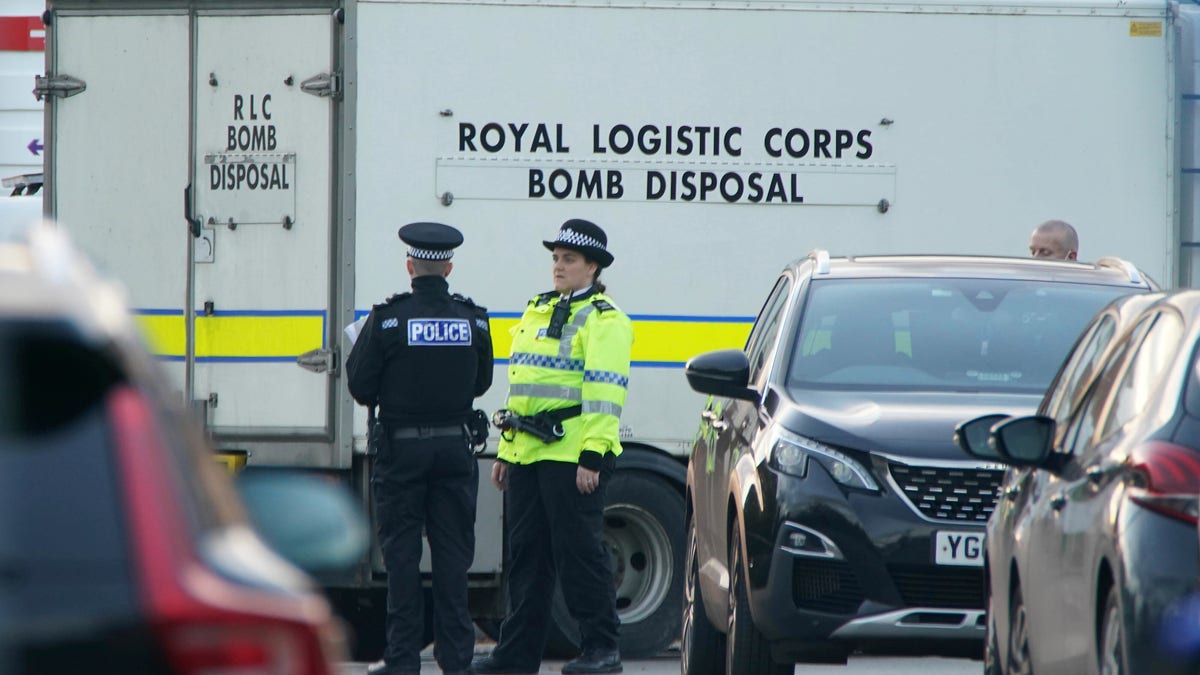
xmin=300 ymin=71 xmax=341 ymax=100
xmin=297 ymin=347 xmax=338 ymax=375
xmin=34 ymin=74 xmax=86 ymax=101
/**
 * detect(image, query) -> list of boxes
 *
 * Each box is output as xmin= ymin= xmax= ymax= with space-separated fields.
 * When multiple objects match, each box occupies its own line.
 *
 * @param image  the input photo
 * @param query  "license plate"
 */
xmin=934 ymin=531 xmax=984 ymax=566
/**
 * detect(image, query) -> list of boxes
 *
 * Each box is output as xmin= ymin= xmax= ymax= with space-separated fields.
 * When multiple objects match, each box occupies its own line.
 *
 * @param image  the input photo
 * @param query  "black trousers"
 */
xmin=491 ymin=457 xmax=619 ymax=669
xmin=371 ymin=431 xmax=478 ymax=672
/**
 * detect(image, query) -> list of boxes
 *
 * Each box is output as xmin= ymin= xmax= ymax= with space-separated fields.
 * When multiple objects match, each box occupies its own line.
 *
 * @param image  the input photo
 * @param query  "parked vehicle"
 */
xmin=957 ymin=290 xmax=1200 ymax=675
xmin=39 ymin=0 xmax=1199 ymax=658
xmin=0 ymin=220 xmax=366 ymax=675
xmin=682 ymin=251 xmax=1155 ymax=674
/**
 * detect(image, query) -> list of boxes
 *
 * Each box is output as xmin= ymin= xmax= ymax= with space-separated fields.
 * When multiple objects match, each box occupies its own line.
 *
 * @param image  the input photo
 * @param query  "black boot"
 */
xmin=562 ymin=649 xmax=622 ymax=674
xmin=470 ymin=653 xmax=538 ymax=675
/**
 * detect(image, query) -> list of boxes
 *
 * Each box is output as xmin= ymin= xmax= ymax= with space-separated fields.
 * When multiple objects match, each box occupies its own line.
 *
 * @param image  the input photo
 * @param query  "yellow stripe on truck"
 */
xmin=136 ymin=311 xmax=750 ymax=365
xmin=134 ymin=313 xmax=324 ymax=359
xmin=490 ymin=316 xmax=751 ymax=366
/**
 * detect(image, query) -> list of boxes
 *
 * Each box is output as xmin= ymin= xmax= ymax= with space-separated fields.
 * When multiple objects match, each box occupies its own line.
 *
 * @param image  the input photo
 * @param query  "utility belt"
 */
xmin=368 ymin=407 xmax=490 ymax=455
xmin=492 ymin=405 xmax=583 ymax=445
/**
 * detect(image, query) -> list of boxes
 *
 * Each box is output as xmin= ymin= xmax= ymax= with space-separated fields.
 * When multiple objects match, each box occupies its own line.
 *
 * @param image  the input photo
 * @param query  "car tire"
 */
xmin=727 ymin=525 xmax=790 ymax=675
xmin=1007 ymin=583 xmax=1034 ymax=675
xmin=1098 ymin=585 xmax=1125 ymax=675
xmin=984 ymin=591 xmax=1002 ymax=675
xmin=545 ymin=471 xmax=686 ymax=659
xmin=681 ymin=514 xmax=725 ymax=675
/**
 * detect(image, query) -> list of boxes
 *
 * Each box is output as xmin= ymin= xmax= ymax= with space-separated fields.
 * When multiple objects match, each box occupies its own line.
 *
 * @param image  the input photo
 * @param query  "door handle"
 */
xmin=700 ymin=409 xmax=729 ymax=432
xmin=1085 ymin=466 xmax=1105 ymax=485
xmin=1050 ymin=493 xmax=1066 ymax=511
xmin=1000 ymin=485 xmax=1021 ymax=501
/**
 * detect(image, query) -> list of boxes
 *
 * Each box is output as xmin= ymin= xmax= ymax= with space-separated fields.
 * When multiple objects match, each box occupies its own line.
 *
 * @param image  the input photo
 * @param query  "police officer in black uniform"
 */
xmin=347 ymin=222 xmax=494 ymax=675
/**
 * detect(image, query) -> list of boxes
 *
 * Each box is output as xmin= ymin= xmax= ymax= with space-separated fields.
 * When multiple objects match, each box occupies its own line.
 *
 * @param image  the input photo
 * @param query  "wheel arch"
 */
xmin=617 ymin=442 xmax=687 ymax=488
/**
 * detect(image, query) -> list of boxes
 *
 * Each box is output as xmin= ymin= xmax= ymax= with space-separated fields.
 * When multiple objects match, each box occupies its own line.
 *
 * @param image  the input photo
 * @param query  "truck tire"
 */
xmin=544 ymin=471 xmax=685 ymax=659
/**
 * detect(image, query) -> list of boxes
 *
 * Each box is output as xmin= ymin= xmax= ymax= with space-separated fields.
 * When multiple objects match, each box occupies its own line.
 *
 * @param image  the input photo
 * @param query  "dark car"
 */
xmin=680 ymin=251 xmax=1156 ymax=675
xmin=0 ymin=222 xmax=367 ymax=674
xmin=957 ymin=290 xmax=1200 ymax=675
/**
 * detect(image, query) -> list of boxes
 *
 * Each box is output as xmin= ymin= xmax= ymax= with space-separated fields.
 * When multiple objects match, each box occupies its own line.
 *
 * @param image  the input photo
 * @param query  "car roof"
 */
xmin=0 ymin=222 xmax=141 ymax=348
xmin=790 ymin=251 xmax=1153 ymax=289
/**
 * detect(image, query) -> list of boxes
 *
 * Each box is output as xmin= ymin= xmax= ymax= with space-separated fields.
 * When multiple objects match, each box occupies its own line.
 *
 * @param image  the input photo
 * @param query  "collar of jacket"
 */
xmin=411 ymin=275 xmax=450 ymax=295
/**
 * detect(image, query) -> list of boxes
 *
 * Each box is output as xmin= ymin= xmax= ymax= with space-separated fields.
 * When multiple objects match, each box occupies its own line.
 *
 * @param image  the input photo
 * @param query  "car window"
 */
xmin=1044 ymin=314 xmax=1117 ymax=423
xmin=1061 ymin=316 xmax=1153 ymax=456
xmin=0 ymin=325 xmax=137 ymax=613
xmin=745 ymin=276 xmax=791 ymax=385
xmin=1100 ymin=311 xmax=1182 ymax=439
xmin=786 ymin=278 xmax=1132 ymax=393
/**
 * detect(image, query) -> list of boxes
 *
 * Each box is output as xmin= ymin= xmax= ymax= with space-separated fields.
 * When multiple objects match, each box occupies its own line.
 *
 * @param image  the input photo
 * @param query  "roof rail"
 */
xmin=1095 ymin=257 xmax=1142 ymax=285
xmin=807 ymin=248 xmax=831 ymax=275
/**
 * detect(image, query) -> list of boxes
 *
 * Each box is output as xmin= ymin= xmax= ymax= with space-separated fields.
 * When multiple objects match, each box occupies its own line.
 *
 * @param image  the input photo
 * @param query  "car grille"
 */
xmin=887 ymin=564 xmax=984 ymax=609
xmin=887 ymin=462 xmax=1004 ymax=522
xmin=792 ymin=558 xmax=865 ymax=614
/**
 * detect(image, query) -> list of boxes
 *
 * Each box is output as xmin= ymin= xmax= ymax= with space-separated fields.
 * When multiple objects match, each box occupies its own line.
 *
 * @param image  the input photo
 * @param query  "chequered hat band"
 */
xmin=553 ymin=228 xmax=606 ymax=252
xmin=408 ymin=247 xmax=454 ymax=260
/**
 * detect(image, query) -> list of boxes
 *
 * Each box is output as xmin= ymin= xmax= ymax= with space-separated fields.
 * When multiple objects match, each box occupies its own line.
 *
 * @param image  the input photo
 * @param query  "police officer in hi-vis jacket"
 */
xmin=474 ymin=218 xmax=634 ymax=675
xmin=347 ymin=222 xmax=493 ymax=675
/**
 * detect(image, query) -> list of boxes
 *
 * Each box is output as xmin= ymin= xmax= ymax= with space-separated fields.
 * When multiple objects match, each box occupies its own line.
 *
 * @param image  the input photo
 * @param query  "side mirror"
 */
xmin=684 ymin=349 xmax=758 ymax=402
xmin=236 ymin=472 xmax=370 ymax=575
xmin=992 ymin=416 xmax=1056 ymax=466
xmin=954 ymin=414 xmax=1012 ymax=460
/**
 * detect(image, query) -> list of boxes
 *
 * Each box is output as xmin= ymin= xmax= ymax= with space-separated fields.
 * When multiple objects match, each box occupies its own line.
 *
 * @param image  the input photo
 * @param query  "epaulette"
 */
xmin=531 ymin=290 xmax=558 ymax=307
xmin=591 ymin=298 xmax=616 ymax=313
xmin=451 ymin=292 xmax=487 ymax=312
xmin=378 ymin=292 xmax=411 ymax=309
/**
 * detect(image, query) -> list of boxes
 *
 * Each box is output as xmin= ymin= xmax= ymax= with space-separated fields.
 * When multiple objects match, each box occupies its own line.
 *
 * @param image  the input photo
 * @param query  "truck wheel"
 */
xmin=544 ymin=471 xmax=685 ymax=659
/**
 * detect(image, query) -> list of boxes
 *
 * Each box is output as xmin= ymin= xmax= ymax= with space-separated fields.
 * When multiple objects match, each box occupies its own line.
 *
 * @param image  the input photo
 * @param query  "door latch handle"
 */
xmin=1050 ymin=493 xmax=1067 ymax=511
xmin=1085 ymin=466 xmax=1105 ymax=484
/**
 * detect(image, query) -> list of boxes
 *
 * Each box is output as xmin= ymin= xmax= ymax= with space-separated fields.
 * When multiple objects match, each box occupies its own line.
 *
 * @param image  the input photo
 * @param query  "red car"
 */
xmin=0 ymin=222 xmax=365 ymax=674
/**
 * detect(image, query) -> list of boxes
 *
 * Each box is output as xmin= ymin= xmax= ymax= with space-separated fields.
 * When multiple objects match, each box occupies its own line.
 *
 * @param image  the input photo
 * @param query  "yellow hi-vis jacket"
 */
xmin=496 ymin=290 xmax=634 ymax=466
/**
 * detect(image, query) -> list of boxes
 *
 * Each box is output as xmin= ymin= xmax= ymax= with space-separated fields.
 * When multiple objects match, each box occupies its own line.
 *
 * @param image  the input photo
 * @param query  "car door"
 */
xmin=1024 ymin=315 xmax=1152 ymax=672
xmin=695 ymin=274 xmax=792 ymax=604
xmin=1055 ymin=310 xmax=1182 ymax=670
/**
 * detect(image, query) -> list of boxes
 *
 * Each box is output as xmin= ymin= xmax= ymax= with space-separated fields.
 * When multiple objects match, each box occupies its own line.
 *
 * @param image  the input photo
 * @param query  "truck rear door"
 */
xmin=46 ymin=5 xmax=342 ymax=467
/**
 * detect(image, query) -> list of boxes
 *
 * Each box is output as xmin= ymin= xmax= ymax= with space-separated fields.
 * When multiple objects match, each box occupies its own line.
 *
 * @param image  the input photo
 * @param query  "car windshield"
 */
xmin=786 ymin=277 xmax=1138 ymax=393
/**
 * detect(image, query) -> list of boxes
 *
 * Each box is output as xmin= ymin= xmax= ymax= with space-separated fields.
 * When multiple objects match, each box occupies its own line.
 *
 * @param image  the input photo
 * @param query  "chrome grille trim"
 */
xmin=879 ymin=454 xmax=1005 ymax=523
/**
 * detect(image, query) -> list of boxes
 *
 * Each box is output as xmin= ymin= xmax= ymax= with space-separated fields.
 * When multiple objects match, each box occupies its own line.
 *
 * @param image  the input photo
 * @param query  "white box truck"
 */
xmin=39 ymin=0 xmax=1199 ymax=659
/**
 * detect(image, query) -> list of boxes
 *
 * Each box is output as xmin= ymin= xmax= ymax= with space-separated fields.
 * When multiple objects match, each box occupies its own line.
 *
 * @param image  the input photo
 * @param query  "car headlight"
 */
xmin=764 ymin=426 xmax=878 ymax=491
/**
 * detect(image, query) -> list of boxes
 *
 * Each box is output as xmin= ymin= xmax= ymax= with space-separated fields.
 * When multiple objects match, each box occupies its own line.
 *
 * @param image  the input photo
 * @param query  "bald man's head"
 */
xmin=1029 ymin=220 xmax=1079 ymax=260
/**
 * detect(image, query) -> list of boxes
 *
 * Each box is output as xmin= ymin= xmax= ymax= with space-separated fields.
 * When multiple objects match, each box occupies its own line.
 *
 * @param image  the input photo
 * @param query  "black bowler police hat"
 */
xmin=398 ymin=222 xmax=463 ymax=260
xmin=542 ymin=218 xmax=614 ymax=268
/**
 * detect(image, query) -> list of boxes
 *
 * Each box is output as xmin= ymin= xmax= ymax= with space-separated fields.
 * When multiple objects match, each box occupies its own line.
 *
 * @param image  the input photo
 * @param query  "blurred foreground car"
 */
xmin=0 ymin=221 xmax=367 ymax=674
xmin=958 ymin=290 xmax=1200 ymax=675
xmin=681 ymin=251 xmax=1155 ymax=675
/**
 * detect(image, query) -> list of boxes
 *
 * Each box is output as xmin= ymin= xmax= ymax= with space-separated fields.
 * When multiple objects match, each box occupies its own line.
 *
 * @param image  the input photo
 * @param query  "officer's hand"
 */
xmin=491 ymin=461 xmax=509 ymax=491
xmin=577 ymin=466 xmax=600 ymax=495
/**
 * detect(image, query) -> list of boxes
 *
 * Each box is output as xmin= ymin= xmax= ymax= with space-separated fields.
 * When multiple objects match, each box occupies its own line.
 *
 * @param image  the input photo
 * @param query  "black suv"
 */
xmin=680 ymin=251 xmax=1156 ymax=674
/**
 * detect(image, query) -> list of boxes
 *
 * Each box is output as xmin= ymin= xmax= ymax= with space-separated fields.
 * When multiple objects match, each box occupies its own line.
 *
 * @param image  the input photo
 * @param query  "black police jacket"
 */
xmin=346 ymin=275 xmax=493 ymax=426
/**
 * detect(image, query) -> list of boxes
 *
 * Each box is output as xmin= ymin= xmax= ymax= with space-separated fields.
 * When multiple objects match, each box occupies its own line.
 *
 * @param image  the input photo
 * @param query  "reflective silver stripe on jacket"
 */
xmin=507 ymin=383 xmax=583 ymax=402
xmin=582 ymin=400 xmax=623 ymax=417
xmin=558 ymin=303 xmax=597 ymax=358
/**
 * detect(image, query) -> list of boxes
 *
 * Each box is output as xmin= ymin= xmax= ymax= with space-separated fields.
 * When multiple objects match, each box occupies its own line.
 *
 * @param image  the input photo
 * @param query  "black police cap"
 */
xmin=398 ymin=222 xmax=463 ymax=260
xmin=542 ymin=218 xmax=613 ymax=268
